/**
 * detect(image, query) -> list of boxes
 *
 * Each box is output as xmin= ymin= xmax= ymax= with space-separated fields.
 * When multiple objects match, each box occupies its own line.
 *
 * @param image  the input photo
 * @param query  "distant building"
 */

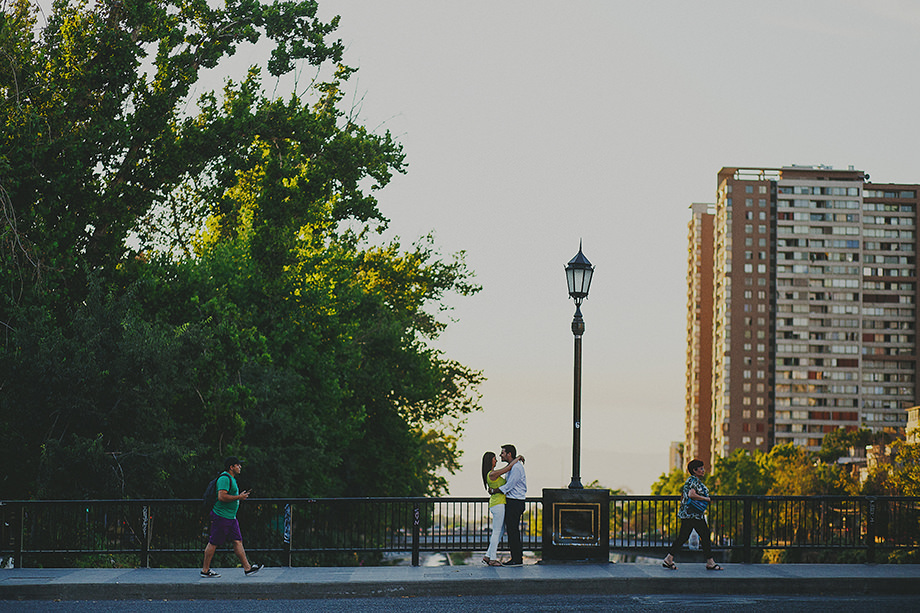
xmin=687 ymin=166 xmax=919 ymax=462
xmin=686 ymin=203 xmax=715 ymax=467
xmin=908 ymin=406 xmax=920 ymax=442
xmin=669 ymin=441 xmax=684 ymax=472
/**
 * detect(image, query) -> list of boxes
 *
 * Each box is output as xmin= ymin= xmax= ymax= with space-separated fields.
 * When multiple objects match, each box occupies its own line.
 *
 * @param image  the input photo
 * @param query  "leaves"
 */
xmin=1 ymin=0 xmax=481 ymax=500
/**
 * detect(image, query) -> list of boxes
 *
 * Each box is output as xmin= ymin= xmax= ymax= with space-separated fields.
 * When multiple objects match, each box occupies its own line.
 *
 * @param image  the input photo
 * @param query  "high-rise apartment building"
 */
xmin=686 ymin=203 xmax=715 ymax=467
xmin=687 ymin=166 xmax=918 ymax=462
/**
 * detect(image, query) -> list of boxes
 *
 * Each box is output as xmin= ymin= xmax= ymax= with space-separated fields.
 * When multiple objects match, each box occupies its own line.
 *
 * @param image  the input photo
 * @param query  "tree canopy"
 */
xmin=1 ymin=0 xmax=482 ymax=500
xmin=653 ymin=429 xmax=920 ymax=497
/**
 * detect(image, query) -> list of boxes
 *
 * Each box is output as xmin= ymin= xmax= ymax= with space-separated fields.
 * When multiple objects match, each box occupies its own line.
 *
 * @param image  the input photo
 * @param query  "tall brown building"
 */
xmin=687 ymin=166 xmax=918 ymax=462
xmin=686 ymin=203 xmax=715 ymax=467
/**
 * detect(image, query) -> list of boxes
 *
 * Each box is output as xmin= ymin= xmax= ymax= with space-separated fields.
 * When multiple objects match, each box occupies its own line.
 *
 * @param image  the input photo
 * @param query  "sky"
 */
xmin=296 ymin=0 xmax=920 ymax=496
xmin=35 ymin=0 xmax=920 ymax=495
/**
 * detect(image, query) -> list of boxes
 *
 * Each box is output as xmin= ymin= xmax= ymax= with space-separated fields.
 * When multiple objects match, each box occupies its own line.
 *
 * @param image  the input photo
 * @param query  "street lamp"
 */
xmin=565 ymin=242 xmax=594 ymax=489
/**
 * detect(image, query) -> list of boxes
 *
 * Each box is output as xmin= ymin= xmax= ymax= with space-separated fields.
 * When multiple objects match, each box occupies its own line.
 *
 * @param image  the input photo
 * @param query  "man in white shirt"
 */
xmin=492 ymin=444 xmax=526 ymax=566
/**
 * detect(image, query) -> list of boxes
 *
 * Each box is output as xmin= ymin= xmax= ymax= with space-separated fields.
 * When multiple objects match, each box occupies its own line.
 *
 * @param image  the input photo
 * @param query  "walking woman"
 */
xmin=662 ymin=459 xmax=723 ymax=571
xmin=481 ymin=451 xmax=521 ymax=566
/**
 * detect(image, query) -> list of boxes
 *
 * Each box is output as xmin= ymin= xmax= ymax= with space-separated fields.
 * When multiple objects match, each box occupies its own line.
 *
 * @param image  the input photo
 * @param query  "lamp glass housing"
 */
xmin=565 ymin=247 xmax=594 ymax=302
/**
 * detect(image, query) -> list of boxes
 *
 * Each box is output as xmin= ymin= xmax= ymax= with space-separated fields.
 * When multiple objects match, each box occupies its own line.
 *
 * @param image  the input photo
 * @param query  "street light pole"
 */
xmin=570 ymin=304 xmax=585 ymax=489
xmin=565 ymin=243 xmax=594 ymax=490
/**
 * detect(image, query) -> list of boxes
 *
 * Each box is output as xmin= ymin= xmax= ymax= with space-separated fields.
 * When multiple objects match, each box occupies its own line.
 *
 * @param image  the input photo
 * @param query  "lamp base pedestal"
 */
xmin=541 ymin=488 xmax=610 ymax=562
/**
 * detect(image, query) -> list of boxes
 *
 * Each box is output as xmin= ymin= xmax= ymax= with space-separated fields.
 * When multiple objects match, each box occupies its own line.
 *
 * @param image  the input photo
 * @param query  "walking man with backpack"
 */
xmin=200 ymin=456 xmax=262 ymax=578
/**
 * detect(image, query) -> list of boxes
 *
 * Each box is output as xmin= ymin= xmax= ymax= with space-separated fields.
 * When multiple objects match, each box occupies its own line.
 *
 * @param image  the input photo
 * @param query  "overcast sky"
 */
xmin=299 ymin=0 xmax=920 ymax=495
xmin=39 ymin=0 xmax=920 ymax=495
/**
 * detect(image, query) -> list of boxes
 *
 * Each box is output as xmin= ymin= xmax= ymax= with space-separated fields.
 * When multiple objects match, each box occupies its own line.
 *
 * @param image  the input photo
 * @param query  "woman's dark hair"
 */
xmin=687 ymin=459 xmax=704 ymax=474
xmin=482 ymin=452 xmax=496 ymax=491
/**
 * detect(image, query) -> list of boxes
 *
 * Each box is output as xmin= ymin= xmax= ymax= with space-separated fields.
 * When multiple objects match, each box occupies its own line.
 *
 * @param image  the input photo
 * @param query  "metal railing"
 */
xmin=1 ymin=495 xmax=917 ymax=567
xmin=610 ymin=495 xmax=920 ymax=563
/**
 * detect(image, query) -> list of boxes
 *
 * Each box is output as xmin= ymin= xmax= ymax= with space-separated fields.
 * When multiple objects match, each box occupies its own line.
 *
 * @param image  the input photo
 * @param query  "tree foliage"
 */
xmin=1 ymin=0 xmax=482 ymax=500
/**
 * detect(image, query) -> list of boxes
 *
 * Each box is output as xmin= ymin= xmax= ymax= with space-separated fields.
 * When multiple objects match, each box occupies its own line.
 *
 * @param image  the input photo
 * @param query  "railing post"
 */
xmin=742 ymin=497 xmax=752 ymax=564
xmin=283 ymin=503 xmax=292 ymax=567
xmin=13 ymin=503 xmax=23 ymax=569
xmin=866 ymin=497 xmax=876 ymax=564
xmin=411 ymin=502 xmax=420 ymax=567
xmin=141 ymin=505 xmax=150 ymax=569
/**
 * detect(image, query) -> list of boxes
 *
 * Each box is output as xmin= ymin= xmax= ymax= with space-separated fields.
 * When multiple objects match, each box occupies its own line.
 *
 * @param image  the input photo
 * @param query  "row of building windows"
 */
xmin=777 ymin=226 xmax=860 ymax=236
xmin=776 ymin=384 xmax=860 ymax=394
xmin=776 ymin=317 xmax=862 ymax=328
xmin=777 ymin=199 xmax=860 ymax=210
xmin=776 ymin=358 xmax=858 ymax=367
xmin=733 ymin=184 xmax=769 ymax=194
xmin=863 ymin=267 xmax=915 ymax=277
xmin=776 ymin=384 xmax=912 ymax=395
xmin=776 ymin=304 xmax=869 ymax=314
xmin=775 ymin=225 xmax=916 ymax=239
xmin=778 ymin=186 xmax=861 ymax=196
xmin=777 ymin=212 xmax=860 ymax=222
xmin=776 ymin=370 xmax=858 ymax=381
xmin=864 ymin=190 xmax=917 ymax=199
xmin=776 ymin=343 xmax=914 ymax=356
xmin=864 ymin=228 xmax=915 ymax=238
xmin=863 ymin=408 xmax=908 ymax=424
xmin=863 ymin=372 xmax=914 ymax=382
xmin=777 ymin=410 xmax=858 ymax=421
xmin=777 ymin=264 xmax=914 ymax=276
xmin=863 ymin=216 xmax=915 ymax=226
xmin=776 ymin=397 xmax=859 ymax=407
xmin=776 ymin=370 xmax=915 ymax=383
xmin=777 ymin=238 xmax=914 ymax=250
xmin=777 ymin=251 xmax=859 ymax=262
xmin=864 ymin=242 xmax=914 ymax=251
xmin=863 ymin=255 xmax=914 ymax=264
xmin=863 ymin=281 xmax=915 ymax=290
xmin=863 ymin=333 xmax=914 ymax=343
xmin=776 ymin=343 xmax=860 ymax=354
xmin=779 ymin=291 xmax=859 ymax=301
xmin=863 ymin=202 xmax=915 ymax=211
xmin=862 ymin=306 xmax=915 ymax=316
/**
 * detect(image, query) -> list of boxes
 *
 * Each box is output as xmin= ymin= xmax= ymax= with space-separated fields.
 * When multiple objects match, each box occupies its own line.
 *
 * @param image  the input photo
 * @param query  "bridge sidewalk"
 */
xmin=3 ymin=562 xmax=920 ymax=601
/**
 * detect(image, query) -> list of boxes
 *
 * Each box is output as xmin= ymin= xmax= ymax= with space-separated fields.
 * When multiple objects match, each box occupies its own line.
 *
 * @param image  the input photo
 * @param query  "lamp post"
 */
xmin=565 ymin=243 xmax=594 ymax=490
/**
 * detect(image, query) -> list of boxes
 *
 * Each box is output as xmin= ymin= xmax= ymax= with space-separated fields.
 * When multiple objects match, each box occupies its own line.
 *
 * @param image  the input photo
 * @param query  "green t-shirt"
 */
xmin=212 ymin=472 xmax=240 ymax=519
xmin=487 ymin=474 xmax=506 ymax=507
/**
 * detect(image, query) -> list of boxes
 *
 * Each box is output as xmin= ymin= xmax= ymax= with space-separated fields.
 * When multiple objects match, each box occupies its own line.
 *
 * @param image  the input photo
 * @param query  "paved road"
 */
xmin=3 ymin=562 xmax=919 ymax=602
xmin=3 ymin=594 xmax=920 ymax=612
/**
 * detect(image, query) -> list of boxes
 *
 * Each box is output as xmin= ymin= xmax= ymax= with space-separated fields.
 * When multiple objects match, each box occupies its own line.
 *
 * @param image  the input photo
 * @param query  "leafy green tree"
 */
xmin=651 ymin=467 xmax=691 ymax=496
xmin=857 ymin=436 xmax=920 ymax=496
xmin=765 ymin=444 xmax=853 ymax=496
xmin=1 ymin=0 xmax=482 ymax=500
xmin=817 ymin=427 xmax=891 ymax=463
xmin=711 ymin=448 xmax=773 ymax=495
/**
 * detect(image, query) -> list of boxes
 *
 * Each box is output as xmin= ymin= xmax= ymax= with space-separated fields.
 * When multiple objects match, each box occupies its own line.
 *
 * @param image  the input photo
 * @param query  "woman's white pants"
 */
xmin=486 ymin=503 xmax=506 ymax=560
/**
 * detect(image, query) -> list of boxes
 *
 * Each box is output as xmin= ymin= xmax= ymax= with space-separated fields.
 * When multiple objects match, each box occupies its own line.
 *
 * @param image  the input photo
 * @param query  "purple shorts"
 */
xmin=208 ymin=512 xmax=243 ymax=546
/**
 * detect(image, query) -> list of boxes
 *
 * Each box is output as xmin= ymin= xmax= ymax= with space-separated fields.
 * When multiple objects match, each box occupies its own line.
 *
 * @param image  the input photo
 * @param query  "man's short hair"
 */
xmin=501 ymin=444 xmax=517 ymax=457
xmin=224 ymin=456 xmax=241 ymax=470
xmin=687 ymin=459 xmax=704 ymax=474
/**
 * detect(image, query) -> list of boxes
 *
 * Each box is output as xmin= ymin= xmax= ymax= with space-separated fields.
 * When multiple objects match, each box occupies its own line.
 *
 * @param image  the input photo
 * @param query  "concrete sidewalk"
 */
xmin=2 ymin=562 xmax=920 ymax=601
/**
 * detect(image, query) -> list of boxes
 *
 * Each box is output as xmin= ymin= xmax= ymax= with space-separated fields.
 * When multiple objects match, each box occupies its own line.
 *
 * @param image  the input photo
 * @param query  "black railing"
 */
xmin=610 ymin=495 xmax=920 ymax=563
xmin=1 ymin=496 xmax=917 ymax=567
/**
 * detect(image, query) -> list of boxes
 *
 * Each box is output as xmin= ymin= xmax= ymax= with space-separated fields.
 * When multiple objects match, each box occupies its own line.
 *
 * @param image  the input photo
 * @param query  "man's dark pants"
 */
xmin=504 ymin=498 xmax=525 ymax=564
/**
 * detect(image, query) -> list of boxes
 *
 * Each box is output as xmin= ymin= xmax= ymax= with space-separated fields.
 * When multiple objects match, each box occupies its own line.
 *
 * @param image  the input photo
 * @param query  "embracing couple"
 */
xmin=481 ymin=444 xmax=526 ymax=567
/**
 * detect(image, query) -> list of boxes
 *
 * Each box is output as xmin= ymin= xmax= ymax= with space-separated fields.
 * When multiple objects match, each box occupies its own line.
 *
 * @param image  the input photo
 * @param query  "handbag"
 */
xmin=687 ymin=497 xmax=708 ymax=514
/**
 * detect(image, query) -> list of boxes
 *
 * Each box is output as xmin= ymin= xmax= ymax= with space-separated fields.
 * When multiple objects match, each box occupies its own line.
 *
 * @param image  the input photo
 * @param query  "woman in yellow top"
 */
xmin=481 ymin=450 xmax=523 ymax=566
